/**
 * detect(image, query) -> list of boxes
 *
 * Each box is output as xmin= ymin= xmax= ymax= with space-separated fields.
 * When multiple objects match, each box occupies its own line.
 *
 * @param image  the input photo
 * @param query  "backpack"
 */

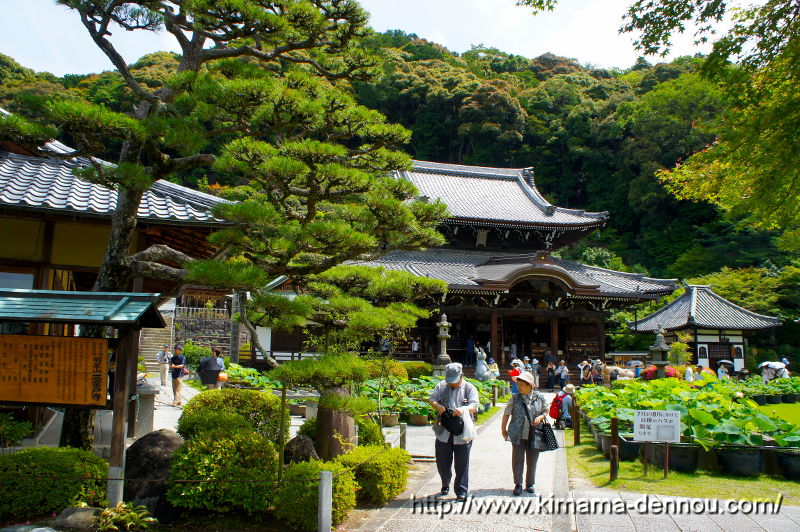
xmin=549 ymin=392 xmax=565 ymax=418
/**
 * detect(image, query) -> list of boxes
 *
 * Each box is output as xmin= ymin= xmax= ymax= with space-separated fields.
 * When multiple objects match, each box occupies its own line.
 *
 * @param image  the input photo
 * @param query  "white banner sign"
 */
xmin=633 ymin=410 xmax=681 ymax=443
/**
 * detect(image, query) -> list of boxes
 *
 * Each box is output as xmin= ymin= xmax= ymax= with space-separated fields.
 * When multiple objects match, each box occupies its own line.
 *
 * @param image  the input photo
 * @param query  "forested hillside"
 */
xmin=3 ymin=28 xmax=800 ymax=354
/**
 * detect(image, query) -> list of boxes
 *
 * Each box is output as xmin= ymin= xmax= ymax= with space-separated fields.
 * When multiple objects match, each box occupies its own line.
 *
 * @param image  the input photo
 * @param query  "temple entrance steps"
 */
xmin=138 ymin=314 xmax=174 ymax=373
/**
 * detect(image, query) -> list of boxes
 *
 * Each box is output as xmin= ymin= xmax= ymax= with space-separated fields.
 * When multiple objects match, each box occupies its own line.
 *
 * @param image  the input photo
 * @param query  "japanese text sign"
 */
xmin=0 ymin=335 xmax=108 ymax=406
xmin=633 ymin=410 xmax=681 ymax=443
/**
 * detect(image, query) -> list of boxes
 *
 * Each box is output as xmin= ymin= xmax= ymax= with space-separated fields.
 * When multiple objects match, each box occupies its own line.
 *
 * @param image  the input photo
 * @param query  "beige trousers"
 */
xmin=171 ymin=376 xmax=183 ymax=405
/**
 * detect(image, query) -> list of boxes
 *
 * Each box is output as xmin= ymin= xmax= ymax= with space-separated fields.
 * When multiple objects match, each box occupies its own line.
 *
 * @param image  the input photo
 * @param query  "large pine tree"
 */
xmin=0 ymin=0 xmax=446 ymax=449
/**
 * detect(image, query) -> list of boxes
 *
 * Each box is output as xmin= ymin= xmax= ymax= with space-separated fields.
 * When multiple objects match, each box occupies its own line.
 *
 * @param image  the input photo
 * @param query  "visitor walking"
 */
xmin=592 ymin=359 xmax=604 ymax=384
xmin=212 ymin=348 xmax=225 ymax=389
xmin=509 ymin=359 xmax=523 ymax=394
xmin=169 ymin=345 xmax=187 ymax=407
xmin=157 ymin=344 xmax=171 ymax=387
xmin=465 ymin=335 xmax=476 ymax=366
xmin=552 ymin=384 xmax=574 ymax=429
xmin=555 ymin=360 xmax=569 ymax=389
xmin=500 ymin=371 xmax=547 ymax=496
xmin=411 ymin=337 xmax=421 ymax=356
xmin=579 ymin=361 xmax=592 ymax=385
xmin=530 ymin=357 xmax=540 ymax=388
xmin=199 ymin=348 xmax=225 ymax=389
xmin=429 ymin=363 xmax=479 ymax=502
xmin=546 ymin=361 xmax=556 ymax=392
xmin=684 ymin=365 xmax=694 ymax=382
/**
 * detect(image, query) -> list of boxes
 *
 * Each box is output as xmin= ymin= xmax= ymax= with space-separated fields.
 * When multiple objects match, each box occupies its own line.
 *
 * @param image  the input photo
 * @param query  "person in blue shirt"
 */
xmin=169 ymin=345 xmax=187 ymax=407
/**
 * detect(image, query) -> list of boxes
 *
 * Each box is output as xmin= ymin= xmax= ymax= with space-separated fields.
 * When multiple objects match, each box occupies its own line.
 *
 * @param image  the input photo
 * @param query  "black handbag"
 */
xmin=439 ymin=408 xmax=465 ymax=436
xmin=522 ymin=396 xmax=559 ymax=451
xmin=533 ymin=422 xmax=559 ymax=451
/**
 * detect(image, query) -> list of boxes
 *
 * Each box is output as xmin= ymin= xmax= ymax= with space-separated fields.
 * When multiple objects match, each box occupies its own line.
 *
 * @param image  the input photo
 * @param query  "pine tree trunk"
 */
xmin=316 ymin=386 xmax=356 ymax=460
xmin=58 ymin=188 xmax=144 ymax=449
xmin=58 ymin=409 xmax=95 ymax=450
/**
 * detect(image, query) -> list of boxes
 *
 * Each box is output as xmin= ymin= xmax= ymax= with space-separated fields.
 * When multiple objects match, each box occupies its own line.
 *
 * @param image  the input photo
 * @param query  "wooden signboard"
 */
xmin=0 ymin=335 xmax=108 ymax=406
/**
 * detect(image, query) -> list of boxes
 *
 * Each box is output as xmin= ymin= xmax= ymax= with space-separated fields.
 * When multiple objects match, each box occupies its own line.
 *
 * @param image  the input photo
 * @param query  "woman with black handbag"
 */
xmin=500 ymin=371 xmax=549 ymax=496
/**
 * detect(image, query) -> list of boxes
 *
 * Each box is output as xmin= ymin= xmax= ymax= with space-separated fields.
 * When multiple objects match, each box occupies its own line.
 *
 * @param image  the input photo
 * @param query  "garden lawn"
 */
xmin=758 ymin=403 xmax=800 ymax=426
xmin=566 ymin=422 xmax=800 ymax=505
xmin=476 ymin=406 xmax=500 ymax=425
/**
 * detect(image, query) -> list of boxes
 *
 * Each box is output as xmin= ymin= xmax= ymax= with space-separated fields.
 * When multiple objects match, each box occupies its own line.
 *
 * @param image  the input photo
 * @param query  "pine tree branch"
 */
xmin=129 ymin=244 xmax=196 ymax=266
xmin=74 ymin=5 xmax=158 ymax=104
xmin=240 ymin=301 xmax=279 ymax=369
xmin=130 ymin=260 xmax=188 ymax=282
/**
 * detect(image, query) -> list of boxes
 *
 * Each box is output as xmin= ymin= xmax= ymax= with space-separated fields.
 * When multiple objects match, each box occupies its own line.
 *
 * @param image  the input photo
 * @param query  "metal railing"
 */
xmin=174 ymin=306 xmax=230 ymax=320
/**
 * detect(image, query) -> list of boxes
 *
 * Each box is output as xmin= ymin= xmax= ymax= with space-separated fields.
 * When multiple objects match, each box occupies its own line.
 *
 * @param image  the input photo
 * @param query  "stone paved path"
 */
xmin=354 ymin=393 xmax=800 ymax=532
xmin=356 ymin=394 xmax=571 ymax=532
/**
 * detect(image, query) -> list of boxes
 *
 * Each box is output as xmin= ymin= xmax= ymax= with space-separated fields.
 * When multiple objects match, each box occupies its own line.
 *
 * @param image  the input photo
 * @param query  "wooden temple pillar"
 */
xmin=597 ymin=317 xmax=606 ymax=358
xmin=108 ymin=327 xmax=136 ymax=506
xmin=550 ymin=317 xmax=559 ymax=361
xmin=491 ymin=310 xmax=502 ymax=367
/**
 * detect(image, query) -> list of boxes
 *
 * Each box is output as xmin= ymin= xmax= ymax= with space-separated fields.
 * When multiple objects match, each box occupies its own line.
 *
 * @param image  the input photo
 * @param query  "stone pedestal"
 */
xmin=134 ymin=383 xmax=160 ymax=438
xmin=649 ymin=325 xmax=670 ymax=379
xmin=432 ymin=314 xmax=452 ymax=378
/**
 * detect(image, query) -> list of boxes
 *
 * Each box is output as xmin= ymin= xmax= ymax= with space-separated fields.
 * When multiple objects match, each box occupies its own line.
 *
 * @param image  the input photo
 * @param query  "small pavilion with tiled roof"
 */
xmin=629 ymin=284 xmax=780 ymax=371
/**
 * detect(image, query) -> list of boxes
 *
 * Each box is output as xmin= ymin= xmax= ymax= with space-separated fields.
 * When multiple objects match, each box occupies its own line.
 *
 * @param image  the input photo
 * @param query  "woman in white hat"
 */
xmin=500 ymin=371 xmax=548 ymax=496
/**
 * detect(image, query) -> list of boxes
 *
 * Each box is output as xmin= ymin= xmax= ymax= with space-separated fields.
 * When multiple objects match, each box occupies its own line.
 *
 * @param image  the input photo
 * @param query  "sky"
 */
xmin=0 ymin=0 xmax=729 ymax=76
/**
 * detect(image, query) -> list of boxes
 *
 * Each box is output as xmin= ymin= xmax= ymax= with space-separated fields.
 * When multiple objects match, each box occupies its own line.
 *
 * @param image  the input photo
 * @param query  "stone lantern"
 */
xmin=432 ymin=314 xmax=452 ymax=378
xmin=649 ymin=324 xmax=670 ymax=379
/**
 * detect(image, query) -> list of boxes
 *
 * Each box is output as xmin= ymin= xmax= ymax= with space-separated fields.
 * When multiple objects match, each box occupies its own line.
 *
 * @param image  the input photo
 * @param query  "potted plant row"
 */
xmin=577 ymin=377 xmax=800 ymax=478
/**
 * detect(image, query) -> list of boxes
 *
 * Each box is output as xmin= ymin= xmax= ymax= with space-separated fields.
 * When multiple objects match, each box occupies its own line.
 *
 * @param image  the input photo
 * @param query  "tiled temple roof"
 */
xmin=0 ymin=151 xmax=228 ymax=224
xmin=401 ymin=160 xmax=608 ymax=228
xmin=630 ymin=285 xmax=780 ymax=332
xmin=356 ymin=249 xmax=676 ymax=300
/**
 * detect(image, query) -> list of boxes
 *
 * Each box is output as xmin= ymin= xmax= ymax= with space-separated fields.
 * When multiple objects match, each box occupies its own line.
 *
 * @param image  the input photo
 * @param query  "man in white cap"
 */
xmin=429 ymin=362 xmax=480 ymax=502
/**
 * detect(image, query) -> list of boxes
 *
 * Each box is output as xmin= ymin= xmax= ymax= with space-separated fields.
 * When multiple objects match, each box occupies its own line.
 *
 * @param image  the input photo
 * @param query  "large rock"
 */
xmin=284 ymin=434 xmax=319 ymax=463
xmin=124 ymin=429 xmax=184 ymax=501
xmin=50 ymin=507 xmax=101 ymax=530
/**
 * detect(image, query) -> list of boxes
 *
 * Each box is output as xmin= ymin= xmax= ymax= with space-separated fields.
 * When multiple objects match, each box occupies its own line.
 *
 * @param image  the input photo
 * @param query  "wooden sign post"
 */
xmin=633 ymin=410 xmax=681 ymax=478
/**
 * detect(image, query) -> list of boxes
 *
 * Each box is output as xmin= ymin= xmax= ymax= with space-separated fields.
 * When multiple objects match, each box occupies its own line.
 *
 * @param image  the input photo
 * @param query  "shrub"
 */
xmin=166 ymin=430 xmax=278 ymax=514
xmin=0 ymin=412 xmax=32 ymax=446
xmin=180 ymin=388 xmax=289 ymax=442
xmin=366 ymin=358 xmax=408 ymax=380
xmin=181 ymin=340 xmax=212 ymax=369
xmin=176 ymin=410 xmax=252 ymax=440
xmin=335 ymin=446 xmax=410 ymax=504
xmin=274 ymin=460 xmax=357 ymax=531
xmin=298 ymin=417 xmax=317 ymax=443
xmin=300 ymin=416 xmax=385 ymax=447
xmin=356 ymin=416 xmax=385 ymax=447
xmin=0 ymin=447 xmax=107 ymax=521
xmin=400 ymin=361 xmax=432 ymax=379
xmin=96 ymin=502 xmax=157 ymax=531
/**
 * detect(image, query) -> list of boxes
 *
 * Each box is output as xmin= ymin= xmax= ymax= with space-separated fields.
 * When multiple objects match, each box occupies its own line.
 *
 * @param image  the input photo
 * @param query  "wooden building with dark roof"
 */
xmin=0 ymin=147 xmax=229 ymax=296
xmin=267 ymin=160 xmax=678 ymax=367
xmin=630 ymin=284 xmax=780 ymax=371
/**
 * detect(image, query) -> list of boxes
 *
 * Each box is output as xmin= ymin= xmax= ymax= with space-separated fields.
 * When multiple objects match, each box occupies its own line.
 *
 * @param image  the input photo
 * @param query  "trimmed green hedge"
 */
xmin=274 ymin=460 xmax=357 ymax=531
xmin=400 ymin=361 xmax=432 ymax=379
xmin=335 ymin=445 xmax=410 ymax=504
xmin=179 ymin=388 xmax=289 ymax=442
xmin=166 ymin=429 xmax=278 ymax=513
xmin=176 ymin=410 xmax=252 ymax=440
xmin=0 ymin=447 xmax=107 ymax=521
xmin=299 ymin=416 xmax=385 ymax=447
